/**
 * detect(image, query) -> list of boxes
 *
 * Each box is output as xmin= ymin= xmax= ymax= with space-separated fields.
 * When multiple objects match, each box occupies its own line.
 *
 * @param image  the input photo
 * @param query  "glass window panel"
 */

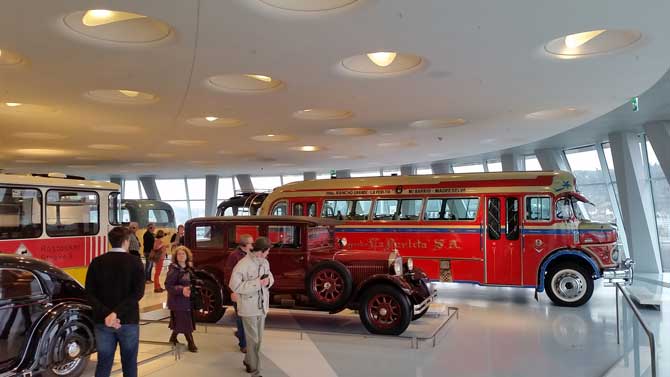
xmin=424 ymin=198 xmax=479 ymax=221
xmin=217 ymin=178 xmax=235 ymax=201
xmin=525 ymin=197 xmax=551 ymax=221
xmin=164 ymin=201 xmax=189 ymax=226
xmin=147 ymin=209 xmax=171 ymax=227
xmin=139 ymin=182 xmax=147 ymax=199
xmin=321 ymin=200 xmax=350 ymax=219
xmin=195 ymin=225 xmax=224 ymax=249
xmin=282 ymin=175 xmax=303 ymax=184
xmin=351 ymin=200 xmax=371 ymax=220
xmin=0 ymin=269 xmax=42 ymax=299
xmin=272 ymin=201 xmax=288 ymax=216
xmin=228 ymin=225 xmax=260 ymax=248
xmin=316 ymin=173 xmax=331 ymax=180
xmin=351 ymin=170 xmax=381 ymax=178
xmin=577 ymin=185 xmax=616 ymax=224
xmin=187 ymin=178 xmax=206 ymax=200
xmin=601 ymin=143 xmax=617 ymax=182
xmin=453 ymin=163 xmax=485 ymax=173
xmin=652 ymin=178 xmax=670 ymax=271
xmin=398 ymin=199 xmax=423 ymax=220
xmin=524 ymin=155 xmax=542 ymax=171
xmin=123 ymin=179 xmax=140 ymax=199
xmin=189 ymin=200 xmax=205 ymax=220
xmin=487 ymin=160 xmax=502 ymax=172
xmin=251 ymin=176 xmax=282 ymax=192
xmin=374 ymin=199 xmax=398 ymax=220
xmin=156 ymin=179 xmax=187 ymax=200
xmin=383 ymin=168 xmax=401 ymax=176
xmin=565 ymin=147 xmax=605 ymax=185
xmin=646 ymin=141 xmax=664 ymax=179
xmin=268 ymin=225 xmax=301 ymax=248
xmin=416 ymin=167 xmax=433 ymax=175
xmin=46 ymin=190 xmax=99 ymax=237
xmin=0 ymin=187 xmax=42 ymax=239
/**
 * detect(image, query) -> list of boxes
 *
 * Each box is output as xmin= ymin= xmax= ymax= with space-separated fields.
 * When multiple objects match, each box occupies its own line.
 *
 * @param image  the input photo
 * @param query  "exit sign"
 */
xmin=631 ymin=97 xmax=639 ymax=112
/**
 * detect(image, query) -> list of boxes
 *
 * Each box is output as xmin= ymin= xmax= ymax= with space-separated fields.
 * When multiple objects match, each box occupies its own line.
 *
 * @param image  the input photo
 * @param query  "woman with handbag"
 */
xmin=152 ymin=230 xmax=168 ymax=293
xmin=164 ymin=246 xmax=198 ymax=352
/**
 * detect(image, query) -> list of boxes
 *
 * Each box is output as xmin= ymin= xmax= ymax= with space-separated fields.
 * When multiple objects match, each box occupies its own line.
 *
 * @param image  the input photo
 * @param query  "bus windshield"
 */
xmin=571 ymin=196 xmax=592 ymax=222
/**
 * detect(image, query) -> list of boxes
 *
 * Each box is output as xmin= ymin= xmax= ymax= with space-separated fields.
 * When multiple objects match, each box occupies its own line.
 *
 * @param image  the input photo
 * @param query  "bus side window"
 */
xmin=506 ymin=197 xmax=519 ymax=240
xmin=350 ymin=200 xmax=371 ymax=220
xmin=292 ymin=203 xmax=304 ymax=216
xmin=525 ymin=197 xmax=551 ymax=221
xmin=0 ymin=187 xmax=42 ymax=239
xmin=374 ymin=199 xmax=398 ymax=220
xmin=424 ymin=198 xmax=479 ymax=221
xmin=321 ymin=200 xmax=350 ymax=220
xmin=398 ymin=199 xmax=423 ymax=220
xmin=46 ymin=190 xmax=99 ymax=237
xmin=487 ymin=198 xmax=501 ymax=240
xmin=307 ymin=203 xmax=316 ymax=217
xmin=272 ymin=201 xmax=287 ymax=216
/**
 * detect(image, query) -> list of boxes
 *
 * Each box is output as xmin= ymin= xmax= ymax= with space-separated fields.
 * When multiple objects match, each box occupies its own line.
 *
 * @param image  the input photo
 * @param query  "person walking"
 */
xmin=152 ymin=230 xmax=168 ymax=293
xmin=85 ymin=227 xmax=144 ymax=377
xmin=229 ymin=237 xmax=274 ymax=377
xmin=224 ymin=234 xmax=253 ymax=353
xmin=143 ymin=223 xmax=156 ymax=283
xmin=165 ymin=245 xmax=198 ymax=352
xmin=128 ymin=222 xmax=141 ymax=258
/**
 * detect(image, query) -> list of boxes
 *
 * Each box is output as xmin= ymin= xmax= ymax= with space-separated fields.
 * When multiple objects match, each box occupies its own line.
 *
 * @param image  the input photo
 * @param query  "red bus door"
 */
xmin=485 ymin=196 xmax=522 ymax=285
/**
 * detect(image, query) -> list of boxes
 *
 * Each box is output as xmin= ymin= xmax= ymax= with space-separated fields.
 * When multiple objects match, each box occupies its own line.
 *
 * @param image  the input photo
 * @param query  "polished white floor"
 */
xmin=80 ymin=280 xmax=668 ymax=377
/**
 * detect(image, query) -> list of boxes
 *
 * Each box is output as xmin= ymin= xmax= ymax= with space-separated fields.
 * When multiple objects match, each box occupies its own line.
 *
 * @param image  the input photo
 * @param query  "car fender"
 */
xmin=348 ymin=274 xmax=413 ymax=307
xmin=536 ymin=249 xmax=600 ymax=293
xmin=16 ymin=301 xmax=94 ymax=373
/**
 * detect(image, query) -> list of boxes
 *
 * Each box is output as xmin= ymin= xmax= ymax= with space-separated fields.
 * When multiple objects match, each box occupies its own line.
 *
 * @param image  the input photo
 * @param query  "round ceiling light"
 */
xmin=91 ymin=124 xmax=143 ymax=134
xmin=12 ymin=132 xmax=67 ymax=140
xmin=88 ymin=144 xmax=129 ymax=151
xmin=63 ymin=10 xmax=171 ymax=43
xmin=340 ymin=52 xmax=423 ymax=77
xmin=251 ymin=134 xmax=296 ymax=142
xmin=409 ymin=118 xmax=467 ymax=129
xmin=14 ymin=148 xmax=71 ymax=157
xmin=324 ymin=127 xmax=375 ymax=136
xmin=293 ymin=108 xmax=353 ymax=120
xmin=186 ymin=117 xmax=244 ymax=128
xmin=258 ymin=0 xmax=358 ymax=11
xmin=525 ymin=107 xmax=585 ymax=120
xmin=85 ymin=89 xmax=158 ymax=104
xmin=545 ymin=29 xmax=641 ymax=57
xmin=0 ymin=48 xmax=25 ymax=65
xmin=206 ymin=74 xmax=283 ymax=93
xmin=1 ymin=102 xmax=58 ymax=114
xmin=291 ymin=145 xmax=323 ymax=152
xmin=167 ymin=139 xmax=207 ymax=147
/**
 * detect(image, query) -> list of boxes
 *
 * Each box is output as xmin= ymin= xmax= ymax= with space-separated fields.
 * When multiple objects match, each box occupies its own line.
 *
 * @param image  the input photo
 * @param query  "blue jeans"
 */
xmin=233 ymin=303 xmax=246 ymax=348
xmin=144 ymin=255 xmax=153 ymax=281
xmin=94 ymin=324 xmax=139 ymax=377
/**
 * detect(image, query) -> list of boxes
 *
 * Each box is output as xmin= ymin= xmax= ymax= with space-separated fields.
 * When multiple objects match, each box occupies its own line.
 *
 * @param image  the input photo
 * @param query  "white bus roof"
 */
xmin=0 ymin=173 xmax=119 ymax=191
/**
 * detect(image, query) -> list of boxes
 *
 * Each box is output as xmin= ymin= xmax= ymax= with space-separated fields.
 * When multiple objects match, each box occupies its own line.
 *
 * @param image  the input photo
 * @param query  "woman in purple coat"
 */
xmin=165 ymin=246 xmax=198 ymax=352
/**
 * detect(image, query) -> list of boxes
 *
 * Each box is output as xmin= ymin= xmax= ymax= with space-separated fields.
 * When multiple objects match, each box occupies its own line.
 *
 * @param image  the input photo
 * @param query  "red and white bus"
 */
xmin=0 ymin=173 xmax=121 ymax=284
xmin=258 ymin=171 xmax=632 ymax=306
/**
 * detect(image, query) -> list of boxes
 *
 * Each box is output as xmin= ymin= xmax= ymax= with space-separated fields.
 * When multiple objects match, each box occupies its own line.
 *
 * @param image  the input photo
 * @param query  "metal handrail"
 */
xmin=615 ymin=282 xmax=657 ymax=377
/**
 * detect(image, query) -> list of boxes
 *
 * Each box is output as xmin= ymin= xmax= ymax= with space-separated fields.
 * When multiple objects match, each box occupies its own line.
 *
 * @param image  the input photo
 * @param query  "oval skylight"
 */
xmin=340 ymin=52 xmax=423 ymax=77
xmin=85 ymin=89 xmax=158 ymax=104
xmin=207 ymin=74 xmax=283 ymax=93
xmin=187 ymin=117 xmax=244 ymax=128
xmin=63 ymin=10 xmax=171 ymax=43
xmin=293 ymin=108 xmax=353 ymax=120
xmin=409 ymin=118 xmax=467 ymax=129
xmin=251 ymin=134 xmax=296 ymax=142
xmin=525 ymin=107 xmax=585 ymax=120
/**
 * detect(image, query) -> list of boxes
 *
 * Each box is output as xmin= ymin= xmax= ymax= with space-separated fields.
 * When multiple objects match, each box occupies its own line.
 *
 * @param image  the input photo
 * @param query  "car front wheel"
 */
xmin=358 ymin=285 xmax=412 ymax=336
xmin=194 ymin=279 xmax=225 ymax=323
xmin=544 ymin=262 xmax=594 ymax=307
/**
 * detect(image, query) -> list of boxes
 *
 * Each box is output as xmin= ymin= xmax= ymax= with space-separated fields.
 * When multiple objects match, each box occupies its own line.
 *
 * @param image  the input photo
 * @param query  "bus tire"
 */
xmin=359 ymin=284 xmax=412 ymax=335
xmin=195 ymin=279 xmax=225 ymax=323
xmin=306 ymin=261 xmax=353 ymax=310
xmin=544 ymin=262 xmax=594 ymax=307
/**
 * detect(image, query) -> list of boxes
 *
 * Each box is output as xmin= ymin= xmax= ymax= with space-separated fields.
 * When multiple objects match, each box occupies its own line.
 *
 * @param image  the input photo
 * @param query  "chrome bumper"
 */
xmin=603 ymin=258 xmax=634 ymax=286
xmin=414 ymin=283 xmax=437 ymax=315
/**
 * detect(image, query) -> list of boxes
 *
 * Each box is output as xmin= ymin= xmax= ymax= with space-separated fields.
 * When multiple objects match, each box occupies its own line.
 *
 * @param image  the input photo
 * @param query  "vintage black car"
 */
xmin=0 ymin=254 xmax=94 ymax=377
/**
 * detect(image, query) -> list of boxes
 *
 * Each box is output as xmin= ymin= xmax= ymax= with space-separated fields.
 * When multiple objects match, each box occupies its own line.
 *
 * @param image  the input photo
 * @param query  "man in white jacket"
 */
xmin=229 ymin=236 xmax=274 ymax=377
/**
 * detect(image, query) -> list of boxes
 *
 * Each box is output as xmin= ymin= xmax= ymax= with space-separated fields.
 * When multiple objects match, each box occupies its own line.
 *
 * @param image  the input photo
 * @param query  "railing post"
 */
xmin=616 ymin=288 xmax=620 ymax=345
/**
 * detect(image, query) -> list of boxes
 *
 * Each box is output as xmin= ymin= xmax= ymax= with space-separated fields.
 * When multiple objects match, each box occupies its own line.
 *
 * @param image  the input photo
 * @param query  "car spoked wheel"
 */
xmin=306 ymin=261 xmax=353 ymax=310
xmin=545 ymin=262 xmax=594 ymax=307
xmin=311 ymin=269 xmax=344 ymax=304
xmin=195 ymin=279 xmax=224 ymax=323
xmin=43 ymin=323 xmax=91 ymax=377
xmin=359 ymin=285 xmax=412 ymax=335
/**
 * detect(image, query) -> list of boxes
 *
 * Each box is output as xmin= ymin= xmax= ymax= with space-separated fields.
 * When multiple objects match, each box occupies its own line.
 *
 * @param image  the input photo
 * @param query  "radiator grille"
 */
xmin=347 ymin=263 xmax=387 ymax=283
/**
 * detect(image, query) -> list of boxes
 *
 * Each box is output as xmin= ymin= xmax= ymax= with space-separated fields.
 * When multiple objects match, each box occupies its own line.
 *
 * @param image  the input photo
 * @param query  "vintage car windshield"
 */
xmin=571 ymin=196 xmax=592 ymax=222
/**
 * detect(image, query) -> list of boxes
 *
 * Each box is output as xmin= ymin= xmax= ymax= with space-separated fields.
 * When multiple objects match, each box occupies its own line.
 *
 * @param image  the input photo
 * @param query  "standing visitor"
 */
xmin=170 ymin=224 xmax=185 ymax=248
xmin=229 ymin=237 xmax=274 ymax=377
xmin=165 ymin=246 xmax=198 ymax=352
xmin=128 ymin=222 xmax=141 ymax=258
xmin=152 ymin=230 xmax=168 ymax=293
xmin=224 ymin=234 xmax=253 ymax=353
xmin=143 ymin=223 xmax=156 ymax=283
xmin=85 ymin=227 xmax=144 ymax=377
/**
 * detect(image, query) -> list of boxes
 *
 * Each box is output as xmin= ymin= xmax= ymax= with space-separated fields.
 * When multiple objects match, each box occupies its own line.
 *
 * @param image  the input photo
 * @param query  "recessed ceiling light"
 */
xmin=525 ymin=107 xmax=585 ymax=120
xmin=5 ymin=102 xmax=22 ymax=107
xmin=0 ymin=49 xmax=24 ymax=65
xmin=207 ymin=74 xmax=283 ymax=93
xmin=293 ymin=108 xmax=353 ymax=120
xmin=64 ymin=10 xmax=171 ymax=43
xmin=167 ymin=139 xmax=207 ymax=147
xmin=85 ymin=89 xmax=158 ymax=104
xmin=1 ymin=103 xmax=58 ymax=114
xmin=291 ymin=145 xmax=322 ymax=152
xmin=258 ymin=0 xmax=358 ymax=11
xmin=186 ymin=117 xmax=244 ymax=128
xmin=15 ymin=148 xmax=71 ymax=156
xmin=251 ymin=134 xmax=296 ymax=142
xmin=409 ymin=118 xmax=467 ymax=129
xmin=367 ymin=52 xmax=397 ymax=67
xmin=88 ymin=144 xmax=129 ymax=151
xmin=545 ymin=29 xmax=641 ymax=57
xmin=324 ymin=127 xmax=375 ymax=136
xmin=12 ymin=132 xmax=67 ymax=140
xmin=340 ymin=53 xmax=423 ymax=77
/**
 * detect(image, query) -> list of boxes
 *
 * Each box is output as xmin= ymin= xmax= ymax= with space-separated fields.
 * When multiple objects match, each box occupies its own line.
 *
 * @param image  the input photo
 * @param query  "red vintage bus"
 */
xmin=258 ymin=171 xmax=632 ymax=306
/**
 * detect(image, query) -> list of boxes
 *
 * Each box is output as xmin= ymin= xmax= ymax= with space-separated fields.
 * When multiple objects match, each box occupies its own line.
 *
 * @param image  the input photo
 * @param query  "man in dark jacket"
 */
xmin=224 ymin=234 xmax=253 ymax=353
xmin=85 ymin=227 xmax=145 ymax=377
xmin=143 ymin=223 xmax=156 ymax=283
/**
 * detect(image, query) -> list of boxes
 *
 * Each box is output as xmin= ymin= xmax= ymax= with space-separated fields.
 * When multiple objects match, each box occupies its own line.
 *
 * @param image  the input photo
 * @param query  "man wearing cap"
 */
xmin=224 ymin=234 xmax=254 ymax=353
xmin=229 ymin=237 xmax=274 ymax=377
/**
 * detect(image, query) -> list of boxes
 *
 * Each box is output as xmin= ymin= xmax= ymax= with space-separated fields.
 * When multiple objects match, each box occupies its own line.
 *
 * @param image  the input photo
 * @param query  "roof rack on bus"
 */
xmin=31 ymin=172 xmax=87 ymax=180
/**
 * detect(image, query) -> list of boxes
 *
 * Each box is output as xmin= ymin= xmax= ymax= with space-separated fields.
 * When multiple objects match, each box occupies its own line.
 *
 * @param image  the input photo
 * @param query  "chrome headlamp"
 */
xmin=393 ymin=257 xmax=403 ymax=276
xmin=406 ymin=257 xmax=414 ymax=272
